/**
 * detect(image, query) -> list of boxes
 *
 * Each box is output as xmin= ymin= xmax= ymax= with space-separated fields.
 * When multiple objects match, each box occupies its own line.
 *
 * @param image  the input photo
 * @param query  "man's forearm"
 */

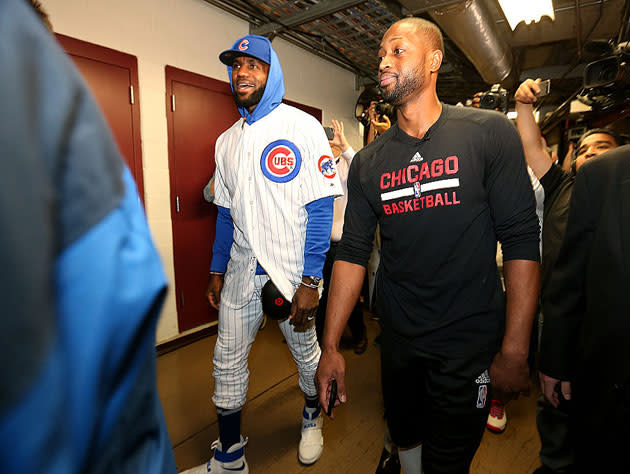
xmin=516 ymin=102 xmax=553 ymax=178
xmin=501 ymin=259 xmax=540 ymax=356
xmin=515 ymin=102 xmax=541 ymax=149
xmin=322 ymin=260 xmax=366 ymax=351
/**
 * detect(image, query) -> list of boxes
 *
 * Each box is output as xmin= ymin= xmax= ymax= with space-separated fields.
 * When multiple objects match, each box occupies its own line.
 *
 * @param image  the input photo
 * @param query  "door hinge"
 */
xmin=129 ymin=85 xmax=135 ymax=105
xmin=180 ymin=291 xmax=185 ymax=307
xmin=171 ymin=94 xmax=176 ymax=112
xmin=176 ymin=196 xmax=180 ymax=213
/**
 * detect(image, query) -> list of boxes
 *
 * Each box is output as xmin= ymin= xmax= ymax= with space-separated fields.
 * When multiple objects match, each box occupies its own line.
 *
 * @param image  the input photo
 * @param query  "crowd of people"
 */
xmin=3 ymin=1 xmax=629 ymax=473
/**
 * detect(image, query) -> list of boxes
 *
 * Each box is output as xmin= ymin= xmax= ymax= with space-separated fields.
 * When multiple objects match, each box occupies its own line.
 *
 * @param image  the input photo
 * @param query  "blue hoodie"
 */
xmin=226 ymin=35 xmax=285 ymax=125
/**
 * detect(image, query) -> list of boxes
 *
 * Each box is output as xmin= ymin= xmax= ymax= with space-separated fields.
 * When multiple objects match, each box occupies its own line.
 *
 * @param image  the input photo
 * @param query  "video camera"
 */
xmin=478 ymin=84 xmax=509 ymax=113
xmin=578 ymin=41 xmax=630 ymax=110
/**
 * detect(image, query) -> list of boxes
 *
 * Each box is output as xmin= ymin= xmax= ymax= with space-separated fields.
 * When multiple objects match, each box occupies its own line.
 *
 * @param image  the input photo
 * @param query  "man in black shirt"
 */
xmin=514 ymin=78 xmax=622 ymax=474
xmin=316 ymin=18 xmax=540 ymax=474
xmin=540 ymin=145 xmax=630 ymax=473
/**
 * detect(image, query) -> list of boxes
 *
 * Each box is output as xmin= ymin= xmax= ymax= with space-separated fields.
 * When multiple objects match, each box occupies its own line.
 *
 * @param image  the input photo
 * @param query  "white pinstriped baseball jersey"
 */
xmin=213 ymin=103 xmax=343 ymax=307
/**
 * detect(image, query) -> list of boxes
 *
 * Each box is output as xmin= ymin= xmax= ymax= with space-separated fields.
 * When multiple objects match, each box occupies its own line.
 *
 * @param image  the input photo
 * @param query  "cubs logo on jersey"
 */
xmin=238 ymin=39 xmax=249 ymax=51
xmin=318 ymin=155 xmax=336 ymax=179
xmin=260 ymin=139 xmax=302 ymax=183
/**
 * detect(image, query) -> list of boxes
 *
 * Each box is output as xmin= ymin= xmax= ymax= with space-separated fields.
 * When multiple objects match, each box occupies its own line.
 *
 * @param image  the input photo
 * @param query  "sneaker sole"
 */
xmin=486 ymin=423 xmax=507 ymax=433
xmin=298 ymin=451 xmax=323 ymax=465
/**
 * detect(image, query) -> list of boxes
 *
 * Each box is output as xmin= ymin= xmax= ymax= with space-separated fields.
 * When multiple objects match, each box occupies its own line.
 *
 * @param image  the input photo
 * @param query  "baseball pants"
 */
xmin=212 ymin=274 xmax=321 ymax=409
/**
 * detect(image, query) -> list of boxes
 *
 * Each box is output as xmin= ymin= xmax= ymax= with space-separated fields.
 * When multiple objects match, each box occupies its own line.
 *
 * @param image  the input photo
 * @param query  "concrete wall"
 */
xmin=43 ymin=0 xmax=363 ymax=342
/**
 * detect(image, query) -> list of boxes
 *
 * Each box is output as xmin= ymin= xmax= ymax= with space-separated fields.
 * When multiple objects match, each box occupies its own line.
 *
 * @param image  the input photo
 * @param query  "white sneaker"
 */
xmin=298 ymin=408 xmax=324 ymax=464
xmin=179 ymin=436 xmax=249 ymax=473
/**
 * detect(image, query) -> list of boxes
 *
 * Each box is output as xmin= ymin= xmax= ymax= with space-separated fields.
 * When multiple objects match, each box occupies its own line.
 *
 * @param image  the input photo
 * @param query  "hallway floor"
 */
xmin=157 ymin=316 xmax=541 ymax=473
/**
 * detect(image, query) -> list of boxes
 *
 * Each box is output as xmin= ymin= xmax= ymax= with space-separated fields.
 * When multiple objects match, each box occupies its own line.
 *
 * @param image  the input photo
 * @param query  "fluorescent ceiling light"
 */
xmin=498 ymin=0 xmax=555 ymax=31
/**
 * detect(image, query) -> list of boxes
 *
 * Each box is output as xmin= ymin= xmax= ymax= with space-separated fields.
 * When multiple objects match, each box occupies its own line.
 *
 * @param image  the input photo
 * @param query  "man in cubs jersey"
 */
xmin=182 ymin=35 xmax=342 ymax=474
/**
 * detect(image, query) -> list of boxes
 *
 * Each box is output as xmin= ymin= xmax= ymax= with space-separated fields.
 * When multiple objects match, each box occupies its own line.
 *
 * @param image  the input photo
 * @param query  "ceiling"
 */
xmin=204 ymin=0 xmax=628 ymax=108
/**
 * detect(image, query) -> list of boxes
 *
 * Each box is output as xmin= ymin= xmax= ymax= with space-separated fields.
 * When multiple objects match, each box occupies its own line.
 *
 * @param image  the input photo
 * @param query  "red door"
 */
xmin=56 ymin=34 xmax=145 ymax=201
xmin=166 ymin=67 xmax=240 ymax=331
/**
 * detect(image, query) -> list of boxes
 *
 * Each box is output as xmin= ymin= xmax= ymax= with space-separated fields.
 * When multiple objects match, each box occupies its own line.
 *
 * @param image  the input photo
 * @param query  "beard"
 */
xmin=233 ymin=83 xmax=266 ymax=110
xmin=380 ymin=63 xmax=424 ymax=105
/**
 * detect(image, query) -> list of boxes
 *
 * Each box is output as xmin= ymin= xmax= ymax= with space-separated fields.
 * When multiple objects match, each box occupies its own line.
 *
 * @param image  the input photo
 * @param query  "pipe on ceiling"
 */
xmin=399 ymin=0 xmax=513 ymax=84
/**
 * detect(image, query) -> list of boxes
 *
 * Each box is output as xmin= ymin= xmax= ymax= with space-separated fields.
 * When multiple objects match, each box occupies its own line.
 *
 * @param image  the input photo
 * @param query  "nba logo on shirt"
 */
xmin=413 ymin=181 xmax=421 ymax=198
xmin=261 ymin=139 xmax=302 ymax=183
xmin=318 ymin=155 xmax=337 ymax=179
xmin=238 ymin=39 xmax=249 ymax=51
xmin=476 ymin=384 xmax=488 ymax=409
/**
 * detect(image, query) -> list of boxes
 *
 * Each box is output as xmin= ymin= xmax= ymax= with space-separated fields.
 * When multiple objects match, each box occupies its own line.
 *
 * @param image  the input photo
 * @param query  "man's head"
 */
xmin=220 ymin=35 xmax=271 ymax=112
xmin=574 ymin=129 xmax=621 ymax=171
xmin=377 ymin=17 xmax=443 ymax=106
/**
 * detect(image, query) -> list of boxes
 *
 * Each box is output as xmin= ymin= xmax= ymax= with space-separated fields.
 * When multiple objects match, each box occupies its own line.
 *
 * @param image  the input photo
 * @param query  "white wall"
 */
xmin=43 ymin=0 xmax=362 ymax=343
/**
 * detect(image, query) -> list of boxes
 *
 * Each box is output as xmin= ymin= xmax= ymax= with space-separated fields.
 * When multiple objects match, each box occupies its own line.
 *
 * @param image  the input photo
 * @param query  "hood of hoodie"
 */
xmin=226 ymin=37 xmax=285 ymax=125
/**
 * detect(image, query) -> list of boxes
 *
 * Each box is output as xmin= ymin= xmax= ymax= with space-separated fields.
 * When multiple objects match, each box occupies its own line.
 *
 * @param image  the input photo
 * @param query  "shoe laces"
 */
xmin=210 ymin=437 xmax=248 ymax=452
xmin=489 ymin=400 xmax=504 ymax=418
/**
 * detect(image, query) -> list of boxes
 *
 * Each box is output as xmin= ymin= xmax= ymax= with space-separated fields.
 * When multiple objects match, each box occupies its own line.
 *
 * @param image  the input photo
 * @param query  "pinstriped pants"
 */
xmin=212 ymin=275 xmax=321 ymax=409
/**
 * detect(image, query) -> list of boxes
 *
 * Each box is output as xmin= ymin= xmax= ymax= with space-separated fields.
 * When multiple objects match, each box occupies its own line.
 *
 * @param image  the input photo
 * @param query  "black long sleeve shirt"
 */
xmin=337 ymin=104 xmax=540 ymax=354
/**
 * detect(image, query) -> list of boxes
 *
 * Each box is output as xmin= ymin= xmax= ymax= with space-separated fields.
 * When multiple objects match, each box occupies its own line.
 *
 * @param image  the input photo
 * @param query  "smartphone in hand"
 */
xmin=537 ymin=79 xmax=551 ymax=97
xmin=324 ymin=126 xmax=335 ymax=141
xmin=327 ymin=379 xmax=337 ymax=416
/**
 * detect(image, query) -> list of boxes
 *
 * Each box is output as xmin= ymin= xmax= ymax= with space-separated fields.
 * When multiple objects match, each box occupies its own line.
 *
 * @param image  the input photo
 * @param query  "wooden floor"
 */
xmin=157 ymin=316 xmax=542 ymax=473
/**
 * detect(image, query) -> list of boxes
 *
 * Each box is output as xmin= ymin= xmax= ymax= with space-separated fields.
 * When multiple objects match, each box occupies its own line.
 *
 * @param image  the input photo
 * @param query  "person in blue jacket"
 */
xmin=0 ymin=1 xmax=176 ymax=472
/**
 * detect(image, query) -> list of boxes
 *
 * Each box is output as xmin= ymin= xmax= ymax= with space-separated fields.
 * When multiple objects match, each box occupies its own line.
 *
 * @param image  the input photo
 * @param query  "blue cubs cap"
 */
xmin=219 ymin=35 xmax=271 ymax=66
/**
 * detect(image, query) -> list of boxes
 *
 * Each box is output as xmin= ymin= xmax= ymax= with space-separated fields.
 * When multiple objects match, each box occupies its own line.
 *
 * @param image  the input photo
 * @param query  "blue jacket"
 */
xmin=0 ymin=1 xmax=176 ymax=472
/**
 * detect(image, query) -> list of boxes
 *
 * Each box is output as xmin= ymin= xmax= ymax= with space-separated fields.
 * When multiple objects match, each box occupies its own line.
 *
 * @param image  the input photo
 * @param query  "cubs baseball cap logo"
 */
xmin=260 ymin=139 xmax=302 ymax=183
xmin=318 ymin=155 xmax=337 ymax=179
xmin=219 ymin=35 xmax=272 ymax=66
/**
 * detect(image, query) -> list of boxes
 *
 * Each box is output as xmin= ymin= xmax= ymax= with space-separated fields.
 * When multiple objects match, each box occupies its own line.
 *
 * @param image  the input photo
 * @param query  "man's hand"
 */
xmin=539 ymin=372 xmax=572 ymax=408
xmin=206 ymin=273 xmax=224 ymax=310
xmin=515 ymin=78 xmax=542 ymax=105
xmin=289 ymin=283 xmax=319 ymax=330
xmin=489 ymin=350 xmax=530 ymax=403
xmin=367 ymin=100 xmax=378 ymax=122
xmin=371 ymin=114 xmax=391 ymax=135
xmin=471 ymin=92 xmax=482 ymax=108
xmin=329 ymin=119 xmax=349 ymax=153
xmin=315 ymin=348 xmax=347 ymax=419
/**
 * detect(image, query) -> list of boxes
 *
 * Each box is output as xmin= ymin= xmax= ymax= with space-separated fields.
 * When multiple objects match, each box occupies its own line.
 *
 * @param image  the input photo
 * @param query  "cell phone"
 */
xmin=327 ymin=379 xmax=337 ymax=416
xmin=537 ymin=79 xmax=551 ymax=97
xmin=324 ymin=126 xmax=334 ymax=141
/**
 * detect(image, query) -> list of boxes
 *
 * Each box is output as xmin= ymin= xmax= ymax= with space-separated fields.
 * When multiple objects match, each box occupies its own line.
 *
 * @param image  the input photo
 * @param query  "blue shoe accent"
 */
xmin=214 ymin=446 xmax=244 ymax=463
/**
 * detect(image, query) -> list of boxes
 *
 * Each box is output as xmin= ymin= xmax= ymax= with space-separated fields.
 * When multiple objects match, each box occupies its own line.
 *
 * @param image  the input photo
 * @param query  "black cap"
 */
xmin=261 ymin=279 xmax=291 ymax=320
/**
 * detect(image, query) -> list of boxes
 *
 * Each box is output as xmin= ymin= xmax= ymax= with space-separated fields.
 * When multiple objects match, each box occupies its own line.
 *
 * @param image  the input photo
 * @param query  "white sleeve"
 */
xmin=298 ymin=119 xmax=343 ymax=205
xmin=212 ymin=136 xmax=231 ymax=209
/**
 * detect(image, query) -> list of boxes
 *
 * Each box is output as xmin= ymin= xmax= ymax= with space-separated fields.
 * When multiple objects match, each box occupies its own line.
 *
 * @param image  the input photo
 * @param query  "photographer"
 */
xmin=515 ymin=77 xmax=621 ymax=474
xmin=367 ymin=100 xmax=392 ymax=144
xmin=316 ymin=120 xmax=367 ymax=355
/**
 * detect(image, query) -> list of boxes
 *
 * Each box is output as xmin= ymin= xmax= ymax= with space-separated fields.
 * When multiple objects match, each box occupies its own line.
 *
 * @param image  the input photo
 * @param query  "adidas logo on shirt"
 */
xmin=410 ymin=152 xmax=423 ymax=162
xmin=475 ymin=370 xmax=491 ymax=384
